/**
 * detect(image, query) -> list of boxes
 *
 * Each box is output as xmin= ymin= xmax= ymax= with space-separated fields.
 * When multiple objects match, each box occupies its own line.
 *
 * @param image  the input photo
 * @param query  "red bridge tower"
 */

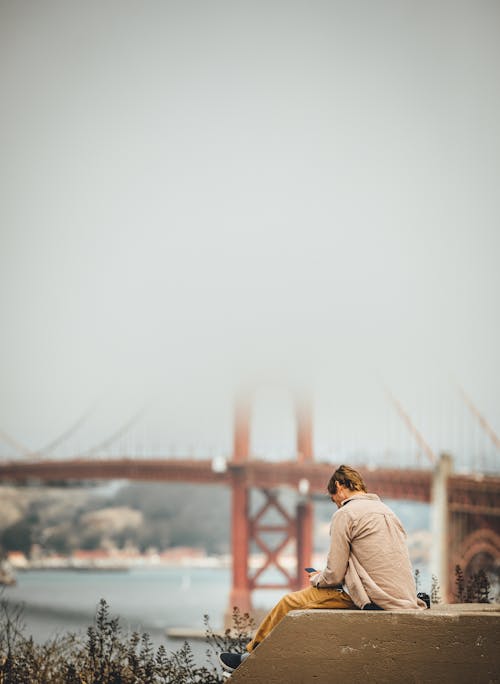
xmin=228 ymin=395 xmax=314 ymax=615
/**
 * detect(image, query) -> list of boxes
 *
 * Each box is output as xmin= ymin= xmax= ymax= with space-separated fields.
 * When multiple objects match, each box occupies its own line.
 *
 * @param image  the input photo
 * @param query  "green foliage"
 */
xmin=1 ymin=519 xmax=34 ymax=555
xmin=0 ymin=598 xmax=253 ymax=683
xmin=113 ymin=483 xmax=230 ymax=554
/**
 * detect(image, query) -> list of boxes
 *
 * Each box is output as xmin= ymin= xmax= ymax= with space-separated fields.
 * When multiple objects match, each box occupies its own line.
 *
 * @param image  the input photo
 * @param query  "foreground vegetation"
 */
xmin=0 ymin=599 xmax=254 ymax=683
xmin=1 ymin=565 xmax=493 ymax=683
xmin=414 ymin=565 xmax=493 ymax=605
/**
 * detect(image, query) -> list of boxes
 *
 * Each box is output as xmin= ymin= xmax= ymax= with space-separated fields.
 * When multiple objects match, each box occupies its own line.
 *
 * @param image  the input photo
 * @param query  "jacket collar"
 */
xmin=341 ymin=493 xmax=380 ymax=506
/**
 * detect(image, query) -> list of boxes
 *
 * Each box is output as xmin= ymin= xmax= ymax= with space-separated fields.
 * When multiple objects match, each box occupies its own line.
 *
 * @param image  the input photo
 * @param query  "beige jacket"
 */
xmin=311 ymin=493 xmax=426 ymax=610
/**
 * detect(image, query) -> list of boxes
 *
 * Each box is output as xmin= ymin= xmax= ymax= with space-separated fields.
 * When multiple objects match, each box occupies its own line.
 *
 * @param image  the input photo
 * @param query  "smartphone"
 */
xmin=304 ymin=567 xmax=317 ymax=573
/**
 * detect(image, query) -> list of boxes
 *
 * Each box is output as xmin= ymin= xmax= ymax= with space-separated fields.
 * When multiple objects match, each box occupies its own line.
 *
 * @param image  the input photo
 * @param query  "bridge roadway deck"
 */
xmin=0 ymin=458 xmax=432 ymax=499
xmin=0 ymin=457 xmax=498 ymax=509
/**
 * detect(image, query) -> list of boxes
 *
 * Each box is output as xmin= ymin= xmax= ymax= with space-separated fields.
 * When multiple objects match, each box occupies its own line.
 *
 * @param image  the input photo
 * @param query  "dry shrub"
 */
xmin=0 ymin=598 xmax=255 ymax=683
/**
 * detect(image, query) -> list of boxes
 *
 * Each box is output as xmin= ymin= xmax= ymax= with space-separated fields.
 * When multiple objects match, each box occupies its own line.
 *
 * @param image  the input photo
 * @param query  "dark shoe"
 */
xmin=218 ymin=652 xmax=249 ymax=672
xmin=417 ymin=592 xmax=431 ymax=609
xmin=362 ymin=602 xmax=383 ymax=610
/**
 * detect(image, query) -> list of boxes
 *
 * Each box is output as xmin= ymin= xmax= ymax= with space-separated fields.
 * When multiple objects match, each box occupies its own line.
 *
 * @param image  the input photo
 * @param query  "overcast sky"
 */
xmin=1 ymin=1 xmax=499 ymax=469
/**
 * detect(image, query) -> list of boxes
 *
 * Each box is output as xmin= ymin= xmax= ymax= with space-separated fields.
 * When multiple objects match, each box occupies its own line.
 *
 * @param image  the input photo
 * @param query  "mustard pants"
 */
xmin=246 ymin=586 xmax=356 ymax=652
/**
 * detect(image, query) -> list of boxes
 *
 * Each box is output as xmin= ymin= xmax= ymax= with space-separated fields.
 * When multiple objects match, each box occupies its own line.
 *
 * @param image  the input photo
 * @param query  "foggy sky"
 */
xmin=1 ymin=1 xmax=499 ymax=467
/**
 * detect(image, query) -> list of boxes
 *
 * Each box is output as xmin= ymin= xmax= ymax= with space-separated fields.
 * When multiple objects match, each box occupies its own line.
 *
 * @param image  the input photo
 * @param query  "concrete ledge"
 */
xmin=230 ymin=605 xmax=500 ymax=683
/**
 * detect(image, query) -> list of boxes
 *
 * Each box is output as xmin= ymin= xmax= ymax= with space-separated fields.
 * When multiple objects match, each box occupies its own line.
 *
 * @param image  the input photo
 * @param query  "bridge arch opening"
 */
xmin=456 ymin=528 xmax=500 ymax=603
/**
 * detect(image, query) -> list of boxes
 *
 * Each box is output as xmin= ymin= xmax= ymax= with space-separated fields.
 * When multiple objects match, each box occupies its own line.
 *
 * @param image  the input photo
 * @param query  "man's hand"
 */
xmin=307 ymin=571 xmax=321 ymax=584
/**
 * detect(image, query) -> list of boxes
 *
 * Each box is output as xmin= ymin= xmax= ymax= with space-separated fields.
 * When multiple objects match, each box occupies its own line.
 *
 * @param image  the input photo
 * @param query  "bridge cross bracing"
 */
xmin=0 ymin=387 xmax=499 ymax=607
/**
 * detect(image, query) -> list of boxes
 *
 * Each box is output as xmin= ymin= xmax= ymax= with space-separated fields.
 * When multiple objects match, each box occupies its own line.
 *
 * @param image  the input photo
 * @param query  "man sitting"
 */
xmin=219 ymin=464 xmax=427 ymax=673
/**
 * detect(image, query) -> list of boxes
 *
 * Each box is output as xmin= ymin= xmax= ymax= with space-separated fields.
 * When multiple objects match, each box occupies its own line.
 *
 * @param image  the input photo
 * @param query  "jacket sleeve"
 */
xmin=310 ymin=509 xmax=351 ymax=588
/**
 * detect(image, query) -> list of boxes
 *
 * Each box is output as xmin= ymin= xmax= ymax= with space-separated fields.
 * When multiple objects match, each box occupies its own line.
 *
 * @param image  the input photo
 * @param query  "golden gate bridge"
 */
xmin=0 ymin=386 xmax=499 ymax=609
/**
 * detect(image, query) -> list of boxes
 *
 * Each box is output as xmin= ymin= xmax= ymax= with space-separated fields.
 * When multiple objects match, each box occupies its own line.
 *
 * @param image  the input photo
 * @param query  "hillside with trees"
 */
xmin=0 ymin=483 xmax=230 ymax=557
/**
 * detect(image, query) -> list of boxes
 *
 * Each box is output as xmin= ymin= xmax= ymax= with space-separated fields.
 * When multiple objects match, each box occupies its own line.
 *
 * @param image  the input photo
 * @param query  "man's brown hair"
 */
xmin=327 ymin=465 xmax=367 ymax=495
